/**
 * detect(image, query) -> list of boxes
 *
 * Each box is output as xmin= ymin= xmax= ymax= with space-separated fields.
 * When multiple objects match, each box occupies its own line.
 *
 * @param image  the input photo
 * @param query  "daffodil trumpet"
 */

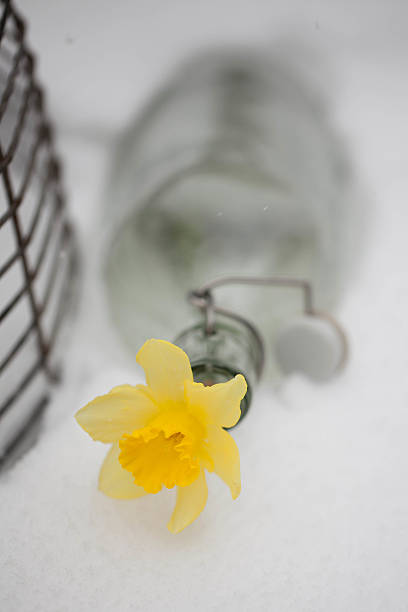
xmin=76 ymin=339 xmax=247 ymax=534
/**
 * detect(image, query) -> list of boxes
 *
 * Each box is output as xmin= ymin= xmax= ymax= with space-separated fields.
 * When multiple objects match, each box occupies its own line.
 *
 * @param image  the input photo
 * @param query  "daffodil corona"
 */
xmin=75 ymin=339 xmax=247 ymax=533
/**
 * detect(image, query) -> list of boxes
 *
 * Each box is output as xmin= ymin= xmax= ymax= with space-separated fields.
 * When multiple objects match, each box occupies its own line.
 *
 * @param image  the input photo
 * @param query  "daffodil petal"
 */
xmin=185 ymin=374 xmax=247 ymax=428
xmin=136 ymin=339 xmax=193 ymax=407
xmin=99 ymin=442 xmax=149 ymax=499
xmin=206 ymin=425 xmax=241 ymax=499
xmin=167 ymin=470 xmax=208 ymax=534
xmin=75 ymin=384 xmax=158 ymax=442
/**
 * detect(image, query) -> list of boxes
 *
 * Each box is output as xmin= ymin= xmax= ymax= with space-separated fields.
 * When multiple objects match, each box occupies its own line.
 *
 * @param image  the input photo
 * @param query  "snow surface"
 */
xmin=1 ymin=1 xmax=408 ymax=611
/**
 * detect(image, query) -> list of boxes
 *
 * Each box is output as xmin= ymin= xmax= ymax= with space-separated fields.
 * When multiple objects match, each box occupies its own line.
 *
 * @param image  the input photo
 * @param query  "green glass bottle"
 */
xmin=103 ymin=49 xmax=350 ymax=418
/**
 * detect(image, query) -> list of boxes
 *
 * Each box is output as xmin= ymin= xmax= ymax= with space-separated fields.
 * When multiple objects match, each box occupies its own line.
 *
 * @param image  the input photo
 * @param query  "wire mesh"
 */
xmin=0 ymin=0 xmax=77 ymax=465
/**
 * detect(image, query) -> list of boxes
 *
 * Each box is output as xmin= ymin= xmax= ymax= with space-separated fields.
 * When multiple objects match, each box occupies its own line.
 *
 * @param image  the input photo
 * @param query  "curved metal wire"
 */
xmin=188 ymin=274 xmax=348 ymax=378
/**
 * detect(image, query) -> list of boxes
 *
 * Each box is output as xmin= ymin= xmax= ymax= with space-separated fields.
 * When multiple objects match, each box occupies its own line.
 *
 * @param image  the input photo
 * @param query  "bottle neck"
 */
xmin=174 ymin=314 xmax=263 ymax=425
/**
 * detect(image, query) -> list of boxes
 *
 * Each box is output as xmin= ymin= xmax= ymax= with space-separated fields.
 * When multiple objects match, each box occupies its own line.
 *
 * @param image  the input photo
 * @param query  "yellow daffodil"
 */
xmin=75 ymin=339 xmax=247 ymax=533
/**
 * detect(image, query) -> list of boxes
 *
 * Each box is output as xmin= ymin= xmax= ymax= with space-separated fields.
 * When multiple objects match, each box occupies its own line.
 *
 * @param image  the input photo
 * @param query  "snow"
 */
xmin=1 ymin=1 xmax=408 ymax=610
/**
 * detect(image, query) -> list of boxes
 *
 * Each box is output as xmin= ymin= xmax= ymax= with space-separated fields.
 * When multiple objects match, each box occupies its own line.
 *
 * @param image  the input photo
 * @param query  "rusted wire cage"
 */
xmin=0 ymin=0 xmax=77 ymax=465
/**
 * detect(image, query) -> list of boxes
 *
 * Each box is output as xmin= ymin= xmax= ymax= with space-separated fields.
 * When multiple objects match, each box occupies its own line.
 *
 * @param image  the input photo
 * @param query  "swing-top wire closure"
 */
xmin=187 ymin=275 xmax=349 ymax=380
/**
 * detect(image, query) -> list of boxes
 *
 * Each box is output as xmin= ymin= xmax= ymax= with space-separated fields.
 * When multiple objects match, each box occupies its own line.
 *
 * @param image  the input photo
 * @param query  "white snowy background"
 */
xmin=1 ymin=1 xmax=408 ymax=611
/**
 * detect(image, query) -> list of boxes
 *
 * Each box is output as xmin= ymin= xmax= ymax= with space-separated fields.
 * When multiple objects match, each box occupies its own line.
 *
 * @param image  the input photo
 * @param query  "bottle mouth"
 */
xmin=191 ymin=360 xmax=252 ymax=427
